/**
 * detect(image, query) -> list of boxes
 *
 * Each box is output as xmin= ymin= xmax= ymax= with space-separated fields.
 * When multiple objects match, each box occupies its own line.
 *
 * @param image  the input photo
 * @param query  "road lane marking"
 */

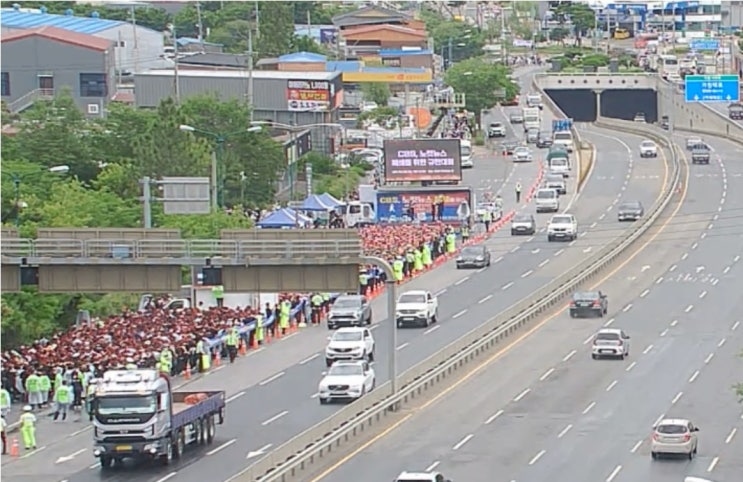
xmin=207 ymin=438 xmax=236 ymax=456
xmin=435 ymin=289 xmax=447 ymax=297
xmin=671 ymin=392 xmax=683 ymax=404
xmin=599 ymin=213 xmax=606 ymax=220
xmin=590 ymin=222 xmax=597 ymax=228
xmin=670 ymin=319 xmax=678 ymax=327
xmin=554 ymin=249 xmax=564 ymax=256
xmin=478 ymin=294 xmax=493 ymax=304
xmin=485 ymin=409 xmax=504 ymax=425
xmin=705 ymin=353 xmax=714 ymax=364
xmin=711 ymin=277 xmax=719 ymax=286
xmin=300 ymin=353 xmax=319 ymax=365
xmin=226 ymin=391 xmax=246 ymax=403
xmin=732 ymin=321 xmax=740 ymax=331
xmin=681 ymin=253 xmax=689 ymax=260
xmin=660 ymin=329 xmax=668 ymax=337
xmin=640 ymin=289 xmax=649 ymax=298
xmin=539 ymin=368 xmax=555 ymax=381
xmin=718 ymin=337 xmax=726 ymax=347
xmin=625 ymin=361 xmax=637 ymax=372
xmin=689 ymin=370 xmax=700 ymax=383
xmin=55 ymin=448 xmax=87 ymax=464
xmin=735 ymin=255 xmax=741 ymax=263
xmin=452 ymin=434 xmax=474 ymax=451
xmin=630 ymin=440 xmax=643 ymax=453
xmin=455 ymin=276 xmax=470 ymax=286
xmin=538 ymin=259 xmax=550 ymax=267
xmin=425 ymin=461 xmax=440 ymax=472
xmin=494 ymin=256 xmax=504 ymax=263
xmin=582 ymin=402 xmax=596 ymax=414
xmin=20 ymin=446 xmax=45 ymax=458
xmin=669 ymin=264 xmax=677 ymax=272
xmin=261 ymin=410 xmax=289 ymax=426
xmin=513 ymin=388 xmax=531 ymax=402
xmin=606 ymin=380 xmax=618 ymax=392
xmin=557 ymin=424 xmax=572 ymax=438
xmin=606 ymin=465 xmax=622 ymax=482
xmin=155 ymin=473 xmax=178 ymax=482
xmin=707 ymin=456 xmax=719 ymax=472
xmin=643 ymin=344 xmax=654 ymax=355
xmin=424 ymin=325 xmax=440 ymax=335
xmin=603 ymin=318 xmax=614 ymax=327
xmin=622 ymin=303 xmax=633 ymax=312
xmin=89 ymin=463 xmax=101 ymax=469
xmin=71 ymin=426 xmax=92 ymax=437
xmin=259 ymin=372 xmax=285 ymax=386
xmin=725 ymin=428 xmax=737 ymax=444
xmin=583 ymin=247 xmax=592 ymax=254
xmin=656 ymin=276 xmax=663 ymax=284
xmin=723 ymin=266 xmax=731 ymax=274
xmin=397 ymin=342 xmax=410 ymax=350
xmin=691 ymin=242 xmax=698 ymax=249
xmin=453 ymin=309 xmax=467 ymax=319
xmin=653 ymin=413 xmax=665 ymax=427
xmin=563 ymin=349 xmax=577 ymax=362
xmin=531 ymin=248 xmax=540 ymax=254
xmin=502 ymin=282 xmax=514 ymax=290
xmin=511 ymin=246 xmax=520 ymax=253
xmin=310 ymin=392 xmax=319 ymax=399
xmin=685 ymin=304 xmax=694 ymax=313
xmin=521 ymin=270 xmax=533 ymax=278
xmin=583 ymin=334 xmax=594 ymax=345
xmin=569 ymin=240 xmax=576 ymax=247
xmin=528 ymin=450 xmax=546 ymax=465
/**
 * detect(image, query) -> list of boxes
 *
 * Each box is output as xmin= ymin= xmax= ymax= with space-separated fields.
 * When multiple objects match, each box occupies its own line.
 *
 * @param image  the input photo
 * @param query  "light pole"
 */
xmin=11 ymin=165 xmax=70 ymax=226
xmin=179 ymin=124 xmax=261 ymax=210
xmin=249 ymin=121 xmax=346 ymax=201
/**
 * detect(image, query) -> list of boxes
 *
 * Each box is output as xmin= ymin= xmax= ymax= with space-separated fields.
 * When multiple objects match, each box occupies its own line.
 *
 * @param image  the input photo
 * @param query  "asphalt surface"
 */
xmin=315 ymin=134 xmax=743 ymax=482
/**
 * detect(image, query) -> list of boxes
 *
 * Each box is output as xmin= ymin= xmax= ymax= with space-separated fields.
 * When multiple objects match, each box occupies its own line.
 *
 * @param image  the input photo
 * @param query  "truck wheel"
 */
xmin=174 ymin=431 xmax=185 ymax=459
xmin=100 ymin=455 xmax=113 ymax=470
xmin=160 ymin=439 xmax=173 ymax=466
xmin=197 ymin=418 xmax=205 ymax=444
xmin=206 ymin=416 xmax=216 ymax=444
xmin=432 ymin=310 xmax=438 ymax=323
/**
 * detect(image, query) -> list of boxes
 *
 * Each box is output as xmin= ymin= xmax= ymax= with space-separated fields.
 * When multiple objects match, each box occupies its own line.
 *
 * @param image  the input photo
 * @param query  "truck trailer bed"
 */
xmin=171 ymin=390 xmax=226 ymax=429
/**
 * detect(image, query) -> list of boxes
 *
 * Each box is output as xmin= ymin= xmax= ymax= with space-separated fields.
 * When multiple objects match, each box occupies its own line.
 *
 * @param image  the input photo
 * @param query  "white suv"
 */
xmin=639 ymin=140 xmax=658 ymax=158
xmin=325 ymin=327 xmax=375 ymax=367
xmin=591 ymin=328 xmax=630 ymax=359
xmin=547 ymin=213 xmax=577 ymax=241
xmin=318 ymin=360 xmax=375 ymax=404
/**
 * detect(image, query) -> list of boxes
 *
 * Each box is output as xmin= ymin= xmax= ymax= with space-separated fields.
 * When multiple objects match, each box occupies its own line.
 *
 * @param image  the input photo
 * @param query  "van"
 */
xmin=535 ymin=188 xmax=560 ymax=213
xmin=544 ymin=174 xmax=567 ymax=195
xmin=548 ymin=156 xmax=570 ymax=178
xmin=552 ymin=130 xmax=574 ymax=152
xmin=460 ymin=139 xmax=473 ymax=168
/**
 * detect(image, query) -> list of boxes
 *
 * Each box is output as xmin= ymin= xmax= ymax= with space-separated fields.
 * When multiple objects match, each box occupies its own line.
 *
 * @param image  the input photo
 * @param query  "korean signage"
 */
xmin=383 ymin=139 xmax=462 ymax=182
xmin=287 ymin=79 xmax=333 ymax=112
xmin=376 ymin=188 xmax=472 ymax=223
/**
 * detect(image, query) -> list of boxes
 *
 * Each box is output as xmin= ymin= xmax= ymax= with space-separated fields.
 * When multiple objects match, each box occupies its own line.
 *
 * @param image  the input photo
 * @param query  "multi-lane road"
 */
xmin=309 ymin=133 xmax=743 ymax=482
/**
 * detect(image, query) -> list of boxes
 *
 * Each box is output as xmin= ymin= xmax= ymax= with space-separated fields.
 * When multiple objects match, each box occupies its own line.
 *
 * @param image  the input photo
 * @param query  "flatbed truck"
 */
xmin=92 ymin=369 xmax=225 ymax=468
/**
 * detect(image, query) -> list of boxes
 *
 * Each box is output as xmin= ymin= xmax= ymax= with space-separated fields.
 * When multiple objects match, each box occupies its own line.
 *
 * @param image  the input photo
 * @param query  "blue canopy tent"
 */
xmin=300 ymin=194 xmax=335 ymax=211
xmin=318 ymin=192 xmax=344 ymax=208
xmin=256 ymin=208 xmax=311 ymax=228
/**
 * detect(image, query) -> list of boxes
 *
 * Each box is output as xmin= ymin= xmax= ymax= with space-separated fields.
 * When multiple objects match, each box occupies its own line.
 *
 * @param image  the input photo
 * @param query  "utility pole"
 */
xmin=196 ymin=1 xmax=205 ymax=53
xmin=141 ymin=176 xmax=153 ymax=228
xmin=173 ymin=23 xmax=181 ymax=104
xmin=247 ymin=27 xmax=254 ymax=121
xmin=130 ymin=6 xmax=139 ymax=73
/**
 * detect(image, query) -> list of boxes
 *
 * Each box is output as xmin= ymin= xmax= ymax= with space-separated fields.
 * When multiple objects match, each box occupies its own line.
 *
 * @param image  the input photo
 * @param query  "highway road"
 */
xmin=0 ymin=83 xmax=663 ymax=482
xmin=313 ymin=134 xmax=743 ymax=482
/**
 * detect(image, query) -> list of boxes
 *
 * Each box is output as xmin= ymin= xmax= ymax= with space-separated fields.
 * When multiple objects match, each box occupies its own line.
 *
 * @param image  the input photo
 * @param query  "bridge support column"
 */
xmin=594 ymin=89 xmax=603 ymax=121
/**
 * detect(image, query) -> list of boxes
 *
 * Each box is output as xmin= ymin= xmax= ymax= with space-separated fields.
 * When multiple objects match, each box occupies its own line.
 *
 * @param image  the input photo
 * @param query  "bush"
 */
xmin=474 ymin=131 xmax=485 ymax=146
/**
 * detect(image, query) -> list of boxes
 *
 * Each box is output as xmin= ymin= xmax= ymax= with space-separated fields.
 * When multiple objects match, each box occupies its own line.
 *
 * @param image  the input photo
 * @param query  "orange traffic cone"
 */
xmin=265 ymin=329 xmax=272 ymax=344
xmin=214 ymin=350 xmax=221 ymax=367
xmin=275 ymin=326 xmax=282 ymax=339
xmin=184 ymin=363 xmax=191 ymax=380
xmin=249 ymin=335 xmax=258 ymax=349
xmin=10 ymin=438 xmax=20 ymax=457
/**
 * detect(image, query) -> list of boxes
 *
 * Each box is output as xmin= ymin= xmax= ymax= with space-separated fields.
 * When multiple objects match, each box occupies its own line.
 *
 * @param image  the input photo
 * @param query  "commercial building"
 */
xmin=0 ymin=6 xmax=165 ymax=74
xmin=722 ymin=1 xmax=743 ymax=30
xmin=331 ymin=5 xmax=423 ymax=31
xmin=341 ymin=24 xmax=430 ymax=57
xmin=592 ymin=1 xmax=728 ymax=37
xmin=1 ymin=26 xmax=115 ymax=116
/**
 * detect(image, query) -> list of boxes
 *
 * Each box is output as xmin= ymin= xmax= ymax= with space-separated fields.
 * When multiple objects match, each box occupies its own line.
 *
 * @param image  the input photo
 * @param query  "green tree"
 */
xmin=291 ymin=34 xmax=328 ymax=55
xmin=360 ymin=83 xmax=392 ymax=106
xmin=256 ymin=2 xmax=294 ymax=58
xmin=550 ymin=27 xmax=572 ymax=45
xmin=0 ymin=289 xmax=74 ymax=350
xmin=444 ymin=58 xmax=518 ymax=116
xmin=555 ymin=3 xmax=596 ymax=46
xmin=207 ymin=19 xmax=253 ymax=53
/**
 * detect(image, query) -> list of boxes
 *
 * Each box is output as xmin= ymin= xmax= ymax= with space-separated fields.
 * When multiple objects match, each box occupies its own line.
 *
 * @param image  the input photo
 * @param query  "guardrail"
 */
xmin=0 ymin=238 xmax=363 ymax=261
xmin=229 ymin=121 xmax=681 ymax=482
xmin=536 ymin=71 xmax=654 ymax=77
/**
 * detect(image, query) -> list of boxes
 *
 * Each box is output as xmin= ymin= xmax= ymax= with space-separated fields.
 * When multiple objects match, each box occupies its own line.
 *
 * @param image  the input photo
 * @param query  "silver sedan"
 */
xmin=512 ymin=146 xmax=533 ymax=162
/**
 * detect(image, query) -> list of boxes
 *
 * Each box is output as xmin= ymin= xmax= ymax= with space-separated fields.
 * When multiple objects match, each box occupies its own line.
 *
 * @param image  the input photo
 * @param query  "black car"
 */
xmin=729 ymin=102 xmax=743 ymax=120
xmin=456 ymin=245 xmax=491 ymax=269
xmin=510 ymin=213 xmax=536 ymax=235
xmin=536 ymin=131 xmax=553 ymax=148
xmin=617 ymin=201 xmax=644 ymax=221
xmin=569 ymin=291 xmax=608 ymax=318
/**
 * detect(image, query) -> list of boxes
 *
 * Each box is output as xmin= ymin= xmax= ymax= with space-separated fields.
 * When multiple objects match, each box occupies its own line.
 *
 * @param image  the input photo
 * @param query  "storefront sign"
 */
xmin=287 ymin=79 xmax=332 ymax=112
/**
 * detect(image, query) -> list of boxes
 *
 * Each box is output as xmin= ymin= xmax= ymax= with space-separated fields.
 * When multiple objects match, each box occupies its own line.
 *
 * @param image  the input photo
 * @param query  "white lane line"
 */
xmin=671 ymin=391 xmax=683 ymax=404
xmin=531 ymin=248 xmax=540 ymax=254
xmin=718 ymin=337 xmax=727 ymax=348
xmin=424 ymin=325 xmax=441 ymax=335
xmin=397 ymin=342 xmax=410 ymax=350
xmin=557 ymin=424 xmax=573 ymax=438
xmin=723 ymin=266 xmax=731 ymax=274
xmin=511 ymin=246 xmax=520 ymax=253
xmin=705 ymin=353 xmax=715 ymax=364
xmin=452 ymin=434 xmax=474 ymax=451
xmin=554 ymin=249 xmax=564 ymax=257
xmin=476 ymin=267 xmax=487 ymax=273
xmin=669 ymin=264 xmax=677 ymax=272
xmin=261 ymin=410 xmax=289 ymax=426
xmin=622 ymin=303 xmax=633 ymax=312
xmin=583 ymin=247 xmax=592 ymax=254
xmin=299 ymin=353 xmax=319 ymax=365
xmin=55 ymin=448 xmax=86 ymax=464
xmin=539 ymin=368 xmax=555 ymax=381
xmin=682 ymin=253 xmax=689 ymax=260
xmin=643 ymin=344 xmax=654 ymax=355
xmin=528 ymin=450 xmax=546 ymax=465
xmin=207 ymin=438 xmax=236 ymax=456
xmin=582 ymin=401 xmax=596 ymax=414
xmin=71 ymin=427 xmax=91 ymax=437
xmin=569 ymin=240 xmax=576 ymax=247
xmin=735 ymin=255 xmax=741 ymax=263
xmin=563 ymin=349 xmax=577 ymax=362
xmin=513 ymin=388 xmax=531 ymax=402
xmin=494 ymin=256 xmax=504 ymax=263
xmin=670 ymin=319 xmax=678 ymax=327
xmin=725 ymin=428 xmax=737 ymax=444
xmin=625 ymin=361 xmax=637 ymax=372
xmin=226 ymin=391 xmax=246 ymax=403
xmin=606 ymin=465 xmax=623 ymax=482
xmin=711 ymin=278 xmax=719 ymax=286
xmin=707 ymin=456 xmax=719 ymax=473
xmin=436 ymin=289 xmax=447 ymax=297
xmin=583 ymin=334 xmax=594 ymax=345
xmin=485 ymin=409 xmax=504 ymax=425
xmin=691 ymin=242 xmax=698 ymax=250
xmin=425 ymin=461 xmax=441 ymax=472
xmin=89 ymin=463 xmax=101 ymax=469
xmin=521 ymin=269 xmax=533 ymax=278
xmin=538 ymin=259 xmax=550 ymax=267
xmin=599 ymin=213 xmax=606 ymax=220
xmin=606 ymin=380 xmax=618 ymax=392
xmin=685 ymin=304 xmax=694 ymax=312
xmin=689 ymin=370 xmax=700 ymax=383
xmin=259 ymin=372 xmax=285 ymax=386
xmin=310 ymin=392 xmax=319 ymax=399
xmin=502 ymin=282 xmax=514 ymax=290
xmin=640 ymin=289 xmax=650 ymax=298
xmin=478 ymin=294 xmax=493 ymax=304
xmin=604 ymin=318 xmax=614 ymax=327
xmin=155 ymin=473 xmax=178 ymax=482
xmin=733 ymin=321 xmax=740 ymax=331
xmin=455 ymin=276 xmax=470 ymax=286
xmin=590 ymin=222 xmax=597 ymax=228
xmin=453 ymin=309 xmax=467 ymax=319
xmin=654 ymin=413 xmax=665 ymax=427
xmin=660 ymin=329 xmax=669 ymax=337
xmin=656 ymin=276 xmax=663 ymax=284
xmin=630 ymin=440 xmax=643 ymax=453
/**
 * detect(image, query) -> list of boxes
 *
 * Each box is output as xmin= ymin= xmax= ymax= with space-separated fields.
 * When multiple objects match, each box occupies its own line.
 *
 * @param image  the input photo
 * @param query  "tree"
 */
xmin=291 ymin=35 xmax=328 ymax=55
xmin=555 ymin=3 xmax=596 ymax=46
xmin=444 ymin=58 xmax=519 ymax=116
xmin=256 ymin=2 xmax=294 ymax=58
xmin=360 ymin=83 xmax=392 ymax=106
xmin=550 ymin=27 xmax=572 ymax=45
xmin=207 ymin=19 xmax=253 ymax=53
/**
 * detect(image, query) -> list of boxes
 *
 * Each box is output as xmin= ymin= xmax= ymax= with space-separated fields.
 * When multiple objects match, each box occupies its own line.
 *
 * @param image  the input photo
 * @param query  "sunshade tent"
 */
xmin=256 ymin=208 xmax=311 ymax=228
xmin=300 ymin=194 xmax=335 ymax=211
xmin=318 ymin=192 xmax=344 ymax=208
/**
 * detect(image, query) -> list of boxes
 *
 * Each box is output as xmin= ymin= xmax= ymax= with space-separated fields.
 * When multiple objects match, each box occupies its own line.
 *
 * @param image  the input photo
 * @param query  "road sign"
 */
xmin=684 ymin=75 xmax=740 ymax=103
xmin=689 ymin=38 xmax=720 ymax=51
xmin=552 ymin=119 xmax=573 ymax=132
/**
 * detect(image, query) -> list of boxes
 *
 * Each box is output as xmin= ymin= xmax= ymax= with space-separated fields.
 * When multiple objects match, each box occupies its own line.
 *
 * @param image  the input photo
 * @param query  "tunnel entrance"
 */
xmin=544 ymin=89 xmax=596 ymax=122
xmin=600 ymin=89 xmax=658 ymax=123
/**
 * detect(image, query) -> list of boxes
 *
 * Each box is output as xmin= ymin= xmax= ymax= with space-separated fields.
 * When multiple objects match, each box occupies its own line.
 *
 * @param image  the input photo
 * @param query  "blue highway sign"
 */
xmin=684 ymin=75 xmax=740 ymax=103
xmin=552 ymin=119 xmax=573 ymax=132
xmin=689 ymin=38 xmax=720 ymax=51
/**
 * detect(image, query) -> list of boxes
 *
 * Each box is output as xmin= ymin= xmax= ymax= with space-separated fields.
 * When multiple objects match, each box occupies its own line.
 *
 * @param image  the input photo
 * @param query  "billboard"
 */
xmin=376 ymin=188 xmax=472 ymax=223
xmin=383 ymin=139 xmax=462 ymax=182
xmin=340 ymin=71 xmax=433 ymax=84
xmin=287 ymin=79 xmax=333 ymax=112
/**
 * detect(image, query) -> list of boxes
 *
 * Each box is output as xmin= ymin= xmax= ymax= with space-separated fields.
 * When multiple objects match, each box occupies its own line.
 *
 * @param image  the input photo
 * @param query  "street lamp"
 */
xmin=11 ymin=164 xmax=70 ymax=226
xmin=178 ymin=124 xmax=262 ymax=210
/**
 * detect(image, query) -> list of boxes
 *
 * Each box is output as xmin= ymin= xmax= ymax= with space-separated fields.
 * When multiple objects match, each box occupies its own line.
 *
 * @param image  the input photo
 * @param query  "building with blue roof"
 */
xmin=1 ymin=6 xmax=165 ymax=73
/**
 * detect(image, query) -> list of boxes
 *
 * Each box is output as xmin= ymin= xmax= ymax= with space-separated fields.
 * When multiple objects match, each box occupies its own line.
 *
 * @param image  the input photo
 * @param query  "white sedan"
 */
xmin=318 ymin=360 xmax=375 ymax=404
xmin=639 ymin=140 xmax=658 ymax=158
xmin=512 ymin=146 xmax=533 ymax=162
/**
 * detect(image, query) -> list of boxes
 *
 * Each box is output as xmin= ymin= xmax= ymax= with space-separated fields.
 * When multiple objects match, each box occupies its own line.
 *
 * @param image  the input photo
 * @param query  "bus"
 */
xmin=460 ymin=139 xmax=473 ymax=169
xmin=659 ymin=54 xmax=679 ymax=79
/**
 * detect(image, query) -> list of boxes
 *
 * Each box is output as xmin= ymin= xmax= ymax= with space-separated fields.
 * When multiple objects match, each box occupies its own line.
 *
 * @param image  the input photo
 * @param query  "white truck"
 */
xmin=522 ymin=107 xmax=541 ymax=132
xmin=395 ymin=290 xmax=439 ymax=328
xmin=325 ymin=327 xmax=375 ymax=367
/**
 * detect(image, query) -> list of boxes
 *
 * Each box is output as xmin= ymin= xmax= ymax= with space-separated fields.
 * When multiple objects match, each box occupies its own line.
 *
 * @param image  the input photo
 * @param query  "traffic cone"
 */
xmin=275 ymin=326 xmax=282 ymax=339
xmin=249 ymin=335 xmax=258 ymax=349
xmin=265 ymin=329 xmax=272 ymax=344
xmin=184 ymin=363 xmax=191 ymax=380
xmin=214 ymin=350 xmax=221 ymax=367
xmin=10 ymin=438 xmax=19 ymax=457
xmin=240 ymin=339 xmax=248 ymax=354
xmin=298 ymin=311 xmax=307 ymax=328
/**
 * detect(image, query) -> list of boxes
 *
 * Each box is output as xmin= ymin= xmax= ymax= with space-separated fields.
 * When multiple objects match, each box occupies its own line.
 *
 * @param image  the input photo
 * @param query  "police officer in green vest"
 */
xmin=414 ymin=247 xmax=424 ymax=272
xmin=212 ymin=285 xmax=225 ymax=308
xmin=25 ymin=372 xmax=41 ymax=410
xmin=196 ymin=337 xmax=210 ymax=372
xmin=225 ymin=325 xmax=240 ymax=363
xmin=482 ymin=209 xmax=492 ymax=232
xmin=359 ymin=269 xmax=369 ymax=295
xmin=322 ymin=293 xmax=331 ymax=311
xmin=53 ymin=380 xmax=72 ymax=421
xmin=311 ymin=293 xmax=323 ymax=324
xmin=38 ymin=372 xmax=51 ymax=408
xmin=404 ymin=249 xmax=415 ymax=278
xmin=279 ymin=300 xmax=291 ymax=334
xmin=445 ymin=230 xmax=456 ymax=254
xmin=422 ymin=242 xmax=432 ymax=268
xmin=0 ymin=386 xmax=11 ymax=417
xmin=461 ymin=223 xmax=470 ymax=243
xmin=392 ymin=257 xmax=404 ymax=282
xmin=159 ymin=348 xmax=173 ymax=376
xmin=255 ymin=314 xmax=265 ymax=345
xmin=53 ymin=368 xmax=63 ymax=396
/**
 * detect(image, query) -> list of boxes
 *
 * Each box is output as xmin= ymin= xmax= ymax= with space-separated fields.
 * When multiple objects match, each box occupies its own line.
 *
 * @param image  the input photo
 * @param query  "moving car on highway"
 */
xmin=691 ymin=143 xmax=711 ymax=164
xmin=651 ymin=418 xmax=699 ymax=460
xmin=569 ymin=291 xmax=608 ymax=318
xmin=728 ymin=102 xmax=743 ymax=120
xmin=456 ymin=245 xmax=491 ymax=269
xmin=487 ymin=122 xmax=507 ymax=138
xmin=511 ymin=213 xmax=536 ymax=235
xmin=547 ymin=213 xmax=577 ymax=241
xmin=547 ymin=155 xmax=570 ymax=177
xmin=396 ymin=472 xmax=452 ymax=482
xmin=325 ymin=327 xmax=375 ymax=367
xmin=512 ymin=146 xmax=533 ymax=162
xmin=536 ymin=131 xmax=553 ymax=148
xmin=617 ymin=200 xmax=644 ymax=221
xmin=509 ymin=112 xmax=524 ymax=124
xmin=500 ymin=140 xmax=520 ymax=155
xmin=544 ymin=173 xmax=567 ymax=195
xmin=639 ymin=140 xmax=658 ymax=158
xmin=526 ymin=127 xmax=540 ymax=144
xmin=591 ymin=328 xmax=630 ymax=360
xmin=327 ymin=294 xmax=372 ymax=329
xmin=535 ymin=188 xmax=560 ymax=213
xmin=552 ymin=130 xmax=574 ymax=152
xmin=395 ymin=290 xmax=438 ymax=328
xmin=686 ymin=136 xmax=703 ymax=150
xmin=318 ymin=360 xmax=375 ymax=404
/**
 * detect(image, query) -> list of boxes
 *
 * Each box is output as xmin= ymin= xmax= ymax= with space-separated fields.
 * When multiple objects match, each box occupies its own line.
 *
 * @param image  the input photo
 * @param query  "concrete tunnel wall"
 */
xmin=544 ymin=89 xmax=658 ymax=124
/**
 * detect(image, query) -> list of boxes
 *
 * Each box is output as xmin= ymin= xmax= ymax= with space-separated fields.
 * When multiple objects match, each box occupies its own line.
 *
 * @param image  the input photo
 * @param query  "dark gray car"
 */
xmin=617 ymin=201 xmax=644 ymax=221
xmin=536 ymin=131 xmax=553 ymax=148
xmin=569 ymin=291 xmax=608 ymax=318
xmin=327 ymin=295 xmax=372 ymax=329
xmin=456 ymin=245 xmax=491 ymax=269
xmin=526 ymin=128 xmax=540 ymax=144
xmin=511 ymin=213 xmax=536 ymax=235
